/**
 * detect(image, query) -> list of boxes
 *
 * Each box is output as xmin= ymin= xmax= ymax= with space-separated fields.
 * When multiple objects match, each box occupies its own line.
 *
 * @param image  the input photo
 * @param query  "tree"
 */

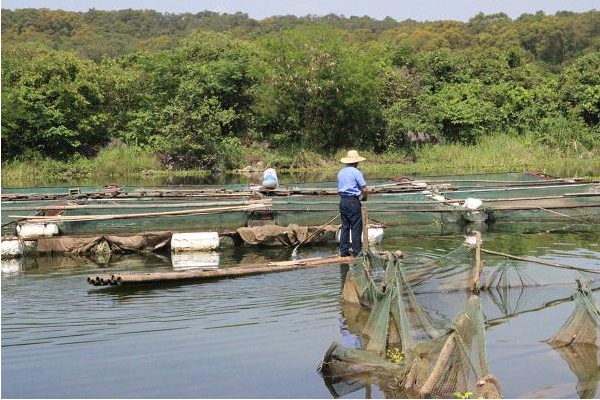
xmin=2 ymin=48 xmax=109 ymax=160
xmin=255 ymin=26 xmax=385 ymax=151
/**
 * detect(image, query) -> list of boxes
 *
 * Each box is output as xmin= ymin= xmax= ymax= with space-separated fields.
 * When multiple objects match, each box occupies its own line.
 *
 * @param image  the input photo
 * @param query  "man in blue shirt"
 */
xmin=337 ymin=150 xmax=368 ymax=257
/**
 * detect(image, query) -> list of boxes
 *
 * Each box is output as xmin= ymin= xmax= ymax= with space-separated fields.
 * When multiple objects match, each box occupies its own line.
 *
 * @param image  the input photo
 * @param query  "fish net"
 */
xmin=551 ymin=342 xmax=600 ymax=399
xmin=548 ymin=278 xmax=600 ymax=348
xmin=321 ymin=237 xmax=600 ymax=398
xmin=401 ymin=242 xmax=600 ymax=294
xmin=322 ymin=251 xmax=502 ymax=398
xmin=546 ymin=279 xmax=600 ymax=399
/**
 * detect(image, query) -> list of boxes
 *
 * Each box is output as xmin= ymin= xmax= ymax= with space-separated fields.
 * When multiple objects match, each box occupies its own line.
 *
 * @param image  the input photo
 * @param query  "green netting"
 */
xmin=4 ymin=176 xmax=597 ymax=236
xmin=443 ymin=183 xmax=599 ymax=200
xmin=546 ymin=279 xmax=600 ymax=399
xmin=417 ymin=172 xmax=545 ymax=184
xmin=321 ymin=242 xmax=600 ymax=398
xmin=489 ymin=206 xmax=600 ymax=224
xmin=548 ymin=279 xmax=600 ymax=347
xmin=400 ymin=241 xmax=600 ymax=294
xmin=322 ymin=251 xmax=501 ymax=398
xmin=551 ymin=342 xmax=600 ymax=399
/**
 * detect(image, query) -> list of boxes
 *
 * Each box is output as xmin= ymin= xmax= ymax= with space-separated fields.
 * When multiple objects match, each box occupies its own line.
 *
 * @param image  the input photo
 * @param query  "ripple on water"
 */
xmin=2 ymin=231 xmax=600 ymax=398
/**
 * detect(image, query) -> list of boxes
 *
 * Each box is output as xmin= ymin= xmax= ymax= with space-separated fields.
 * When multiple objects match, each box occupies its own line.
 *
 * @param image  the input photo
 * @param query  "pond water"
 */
xmin=2 ymin=231 xmax=600 ymax=398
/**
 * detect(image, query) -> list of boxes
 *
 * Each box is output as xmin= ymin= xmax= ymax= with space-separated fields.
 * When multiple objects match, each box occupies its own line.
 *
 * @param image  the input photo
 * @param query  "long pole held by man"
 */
xmin=337 ymin=150 xmax=368 ymax=257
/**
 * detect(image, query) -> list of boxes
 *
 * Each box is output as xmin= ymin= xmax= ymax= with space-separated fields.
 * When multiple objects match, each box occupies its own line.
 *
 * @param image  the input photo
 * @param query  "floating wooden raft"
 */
xmin=1 ymin=182 xmax=424 ymax=202
xmin=87 ymin=255 xmax=355 ymax=286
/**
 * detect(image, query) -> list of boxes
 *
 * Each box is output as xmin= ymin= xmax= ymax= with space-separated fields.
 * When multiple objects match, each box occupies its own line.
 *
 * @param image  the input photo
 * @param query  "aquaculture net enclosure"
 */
xmin=322 ymin=251 xmax=502 ymax=398
xmin=321 ymin=240 xmax=600 ymax=399
xmin=545 ymin=279 xmax=600 ymax=399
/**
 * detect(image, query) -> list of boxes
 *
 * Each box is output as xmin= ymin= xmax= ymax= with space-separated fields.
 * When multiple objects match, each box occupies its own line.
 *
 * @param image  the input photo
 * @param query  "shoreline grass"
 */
xmin=2 ymin=135 xmax=599 ymax=187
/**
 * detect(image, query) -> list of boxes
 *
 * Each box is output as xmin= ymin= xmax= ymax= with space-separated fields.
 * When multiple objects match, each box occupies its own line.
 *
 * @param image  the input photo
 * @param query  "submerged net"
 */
xmin=321 ymin=238 xmax=600 ymax=398
xmin=548 ymin=278 xmax=600 ymax=347
xmin=322 ymin=251 xmax=501 ymax=398
xmin=551 ymin=342 xmax=600 ymax=399
xmin=547 ymin=279 xmax=600 ymax=399
xmin=401 ymin=241 xmax=600 ymax=295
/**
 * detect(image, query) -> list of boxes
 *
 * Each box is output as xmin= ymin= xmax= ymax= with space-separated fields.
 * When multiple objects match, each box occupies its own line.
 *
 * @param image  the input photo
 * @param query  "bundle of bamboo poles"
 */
xmin=87 ymin=254 xmax=355 ymax=286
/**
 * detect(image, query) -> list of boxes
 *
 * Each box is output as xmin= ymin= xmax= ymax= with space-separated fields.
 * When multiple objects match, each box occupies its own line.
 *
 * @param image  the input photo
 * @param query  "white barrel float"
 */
xmin=336 ymin=227 xmax=385 ymax=245
xmin=1 ymin=240 xmax=23 ymax=259
xmin=16 ymin=223 xmax=59 ymax=239
xmin=462 ymin=198 xmax=483 ymax=210
xmin=171 ymin=232 xmax=220 ymax=253
xmin=171 ymin=252 xmax=220 ymax=271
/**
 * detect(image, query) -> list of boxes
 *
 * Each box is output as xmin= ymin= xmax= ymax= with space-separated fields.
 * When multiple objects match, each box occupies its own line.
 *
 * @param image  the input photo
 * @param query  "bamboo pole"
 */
xmin=272 ymin=203 xmax=600 ymax=214
xmin=87 ymin=254 xmax=356 ymax=286
xmin=418 ymin=333 xmax=457 ymax=395
xmin=481 ymin=248 xmax=600 ymax=274
xmin=472 ymin=231 xmax=482 ymax=293
xmin=10 ymin=202 xmax=272 ymax=223
xmin=423 ymin=178 xmax=589 ymax=184
xmin=14 ymin=200 xmax=259 ymax=211
xmin=4 ymin=191 xmax=596 ymax=210
xmin=444 ymin=183 xmax=593 ymax=195
xmin=536 ymin=207 xmax=592 ymax=224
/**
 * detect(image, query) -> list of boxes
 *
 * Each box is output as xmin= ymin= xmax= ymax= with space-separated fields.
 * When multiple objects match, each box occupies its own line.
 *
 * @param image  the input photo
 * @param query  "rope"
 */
xmin=481 ymin=248 xmax=600 ymax=275
xmin=536 ymin=207 xmax=592 ymax=225
xmin=290 ymin=213 xmax=340 ymax=255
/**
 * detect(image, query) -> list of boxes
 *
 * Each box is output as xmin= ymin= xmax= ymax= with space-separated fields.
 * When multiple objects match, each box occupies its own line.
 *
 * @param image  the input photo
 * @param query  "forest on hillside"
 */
xmin=2 ymin=8 xmax=599 ymax=171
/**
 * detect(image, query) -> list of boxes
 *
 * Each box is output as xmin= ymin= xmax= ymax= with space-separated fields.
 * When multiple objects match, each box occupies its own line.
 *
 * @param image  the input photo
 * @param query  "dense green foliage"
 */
xmin=2 ymin=9 xmax=599 ymax=172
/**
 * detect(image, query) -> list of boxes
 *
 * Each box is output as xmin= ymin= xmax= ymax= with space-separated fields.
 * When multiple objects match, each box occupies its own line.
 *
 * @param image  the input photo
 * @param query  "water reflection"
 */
xmin=550 ymin=343 xmax=600 ymax=399
xmin=1 ymin=258 xmax=23 ymax=276
xmin=318 ymin=232 xmax=600 ymax=399
xmin=3 ymin=231 xmax=600 ymax=398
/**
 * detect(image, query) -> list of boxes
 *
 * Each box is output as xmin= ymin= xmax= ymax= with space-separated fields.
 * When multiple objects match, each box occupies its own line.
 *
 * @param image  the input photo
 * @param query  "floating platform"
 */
xmin=3 ymin=173 xmax=599 ymax=237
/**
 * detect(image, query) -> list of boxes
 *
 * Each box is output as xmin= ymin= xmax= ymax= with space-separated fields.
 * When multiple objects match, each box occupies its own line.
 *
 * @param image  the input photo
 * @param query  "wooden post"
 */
xmin=361 ymin=205 xmax=369 ymax=253
xmin=473 ymin=231 xmax=482 ymax=293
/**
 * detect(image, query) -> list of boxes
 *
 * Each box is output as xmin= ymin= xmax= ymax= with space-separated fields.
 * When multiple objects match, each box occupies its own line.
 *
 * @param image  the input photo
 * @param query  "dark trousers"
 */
xmin=339 ymin=196 xmax=362 ymax=256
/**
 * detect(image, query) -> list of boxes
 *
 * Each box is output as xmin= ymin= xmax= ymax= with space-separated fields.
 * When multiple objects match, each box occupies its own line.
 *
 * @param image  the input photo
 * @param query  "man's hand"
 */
xmin=360 ymin=186 xmax=368 ymax=201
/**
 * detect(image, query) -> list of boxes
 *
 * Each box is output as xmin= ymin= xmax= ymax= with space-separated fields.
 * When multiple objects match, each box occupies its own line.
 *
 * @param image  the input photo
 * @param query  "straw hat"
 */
xmin=340 ymin=150 xmax=366 ymax=164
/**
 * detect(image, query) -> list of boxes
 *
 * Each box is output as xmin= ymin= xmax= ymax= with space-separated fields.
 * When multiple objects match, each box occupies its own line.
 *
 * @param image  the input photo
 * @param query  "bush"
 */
xmin=535 ymin=116 xmax=600 ymax=152
xmin=92 ymin=146 xmax=161 ymax=176
xmin=214 ymin=137 xmax=245 ymax=171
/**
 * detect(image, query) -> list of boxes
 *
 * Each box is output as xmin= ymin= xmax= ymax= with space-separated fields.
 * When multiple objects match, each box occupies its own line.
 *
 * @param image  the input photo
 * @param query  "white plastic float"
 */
xmin=171 ymin=232 xmax=220 ymax=253
xmin=1 ymin=240 xmax=23 ymax=259
xmin=336 ymin=227 xmax=385 ymax=245
xmin=16 ymin=223 xmax=59 ymax=239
